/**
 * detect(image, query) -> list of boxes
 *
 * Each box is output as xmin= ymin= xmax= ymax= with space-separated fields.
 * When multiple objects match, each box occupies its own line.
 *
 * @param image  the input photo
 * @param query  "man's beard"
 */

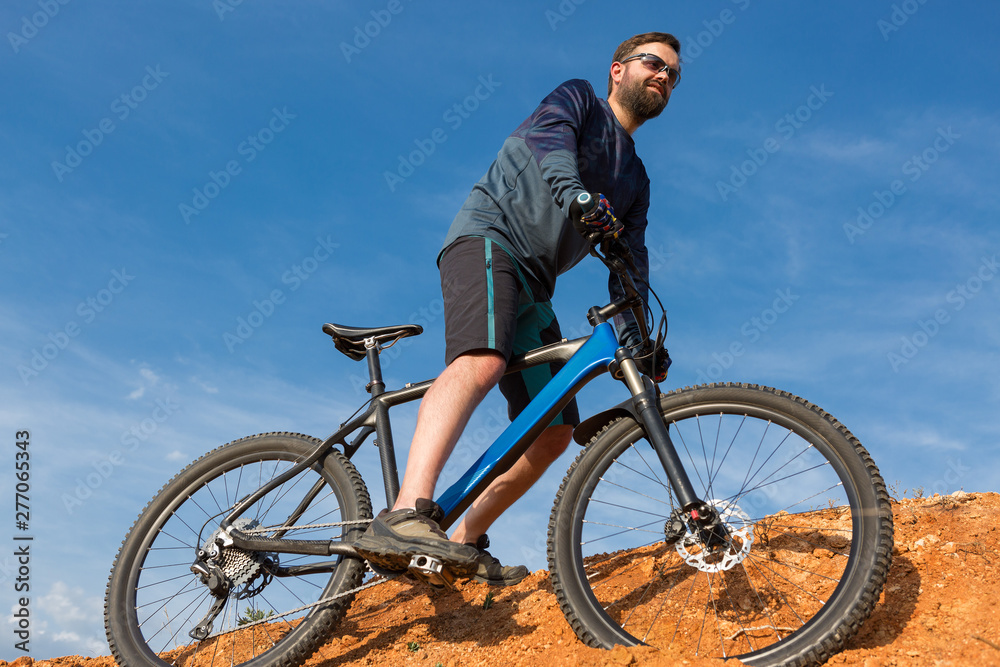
xmin=617 ymin=75 xmax=668 ymax=121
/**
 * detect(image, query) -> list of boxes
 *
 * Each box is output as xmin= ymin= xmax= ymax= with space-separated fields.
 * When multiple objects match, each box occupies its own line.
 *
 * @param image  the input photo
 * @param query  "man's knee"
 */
xmin=452 ymin=349 xmax=506 ymax=386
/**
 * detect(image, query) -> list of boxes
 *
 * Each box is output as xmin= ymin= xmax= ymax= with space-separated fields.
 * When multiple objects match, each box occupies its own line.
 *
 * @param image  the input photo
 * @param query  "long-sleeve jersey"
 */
xmin=439 ymin=78 xmax=651 ymax=327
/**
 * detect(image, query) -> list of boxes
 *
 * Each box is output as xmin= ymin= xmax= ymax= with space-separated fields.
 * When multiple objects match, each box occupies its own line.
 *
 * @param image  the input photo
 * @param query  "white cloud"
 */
xmin=191 ymin=375 xmax=220 ymax=394
xmin=126 ymin=365 xmax=163 ymax=400
xmin=38 ymin=581 xmax=101 ymax=622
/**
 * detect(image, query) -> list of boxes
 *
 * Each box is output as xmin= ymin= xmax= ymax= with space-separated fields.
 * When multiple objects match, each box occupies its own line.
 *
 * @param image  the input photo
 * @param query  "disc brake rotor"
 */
xmin=674 ymin=499 xmax=753 ymax=573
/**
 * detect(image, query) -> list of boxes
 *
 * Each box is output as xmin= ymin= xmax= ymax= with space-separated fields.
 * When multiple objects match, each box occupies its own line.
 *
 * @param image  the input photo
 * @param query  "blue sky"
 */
xmin=2 ymin=0 xmax=998 ymax=659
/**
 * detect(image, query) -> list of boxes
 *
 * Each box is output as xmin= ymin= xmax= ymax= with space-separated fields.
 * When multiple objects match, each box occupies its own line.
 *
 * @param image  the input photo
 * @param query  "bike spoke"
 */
xmin=552 ymin=387 xmax=890 ymax=664
xmin=108 ymin=435 xmax=370 ymax=667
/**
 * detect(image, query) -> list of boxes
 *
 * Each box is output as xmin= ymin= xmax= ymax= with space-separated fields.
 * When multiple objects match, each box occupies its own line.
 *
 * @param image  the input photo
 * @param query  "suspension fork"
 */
xmin=614 ymin=350 xmax=725 ymax=543
xmin=615 ymin=349 xmax=699 ymax=509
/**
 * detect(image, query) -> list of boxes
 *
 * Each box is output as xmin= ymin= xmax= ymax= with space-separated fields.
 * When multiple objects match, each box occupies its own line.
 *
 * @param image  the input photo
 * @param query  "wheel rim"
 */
xmin=570 ymin=400 xmax=870 ymax=660
xmin=119 ymin=447 xmax=357 ymax=666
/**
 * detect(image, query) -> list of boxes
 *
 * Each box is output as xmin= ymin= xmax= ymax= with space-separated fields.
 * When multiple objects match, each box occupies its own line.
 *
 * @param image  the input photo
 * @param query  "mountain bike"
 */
xmin=104 ymin=233 xmax=893 ymax=667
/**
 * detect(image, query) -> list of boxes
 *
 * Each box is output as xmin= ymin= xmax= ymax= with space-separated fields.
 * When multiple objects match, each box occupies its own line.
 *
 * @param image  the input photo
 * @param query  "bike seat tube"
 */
xmin=365 ymin=338 xmax=400 ymax=506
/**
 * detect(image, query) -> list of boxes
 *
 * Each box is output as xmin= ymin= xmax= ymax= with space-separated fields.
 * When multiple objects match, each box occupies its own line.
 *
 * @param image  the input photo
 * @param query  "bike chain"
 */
xmin=240 ymin=519 xmax=371 ymax=534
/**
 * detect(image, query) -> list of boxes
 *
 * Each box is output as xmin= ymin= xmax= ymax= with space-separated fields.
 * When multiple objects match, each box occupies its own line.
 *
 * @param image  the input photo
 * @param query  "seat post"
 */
xmin=364 ymin=337 xmax=400 ymax=506
xmin=364 ymin=338 xmax=385 ymax=396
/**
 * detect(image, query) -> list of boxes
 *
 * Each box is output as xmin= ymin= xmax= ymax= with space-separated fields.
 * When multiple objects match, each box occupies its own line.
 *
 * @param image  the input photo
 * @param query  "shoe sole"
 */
xmin=471 ymin=568 xmax=529 ymax=587
xmin=354 ymin=527 xmax=479 ymax=576
xmin=471 ymin=574 xmax=527 ymax=587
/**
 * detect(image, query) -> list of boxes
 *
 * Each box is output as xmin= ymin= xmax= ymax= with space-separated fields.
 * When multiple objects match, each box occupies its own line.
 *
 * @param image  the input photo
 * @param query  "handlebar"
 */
xmin=570 ymin=190 xmax=667 ymax=357
xmin=570 ymin=192 xmax=611 ymax=246
xmin=586 ymin=238 xmax=650 ymax=345
xmin=569 ymin=192 xmax=650 ymax=344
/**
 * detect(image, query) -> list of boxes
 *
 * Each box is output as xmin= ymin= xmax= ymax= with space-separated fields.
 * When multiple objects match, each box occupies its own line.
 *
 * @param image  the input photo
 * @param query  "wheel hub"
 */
xmin=199 ymin=519 xmax=275 ymax=599
xmin=673 ymin=500 xmax=753 ymax=573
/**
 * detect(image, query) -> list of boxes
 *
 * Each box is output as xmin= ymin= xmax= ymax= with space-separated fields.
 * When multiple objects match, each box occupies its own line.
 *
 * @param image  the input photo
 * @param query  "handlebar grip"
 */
xmin=571 ymin=192 xmax=604 ymax=245
xmin=570 ymin=192 xmax=595 ymax=224
xmin=575 ymin=192 xmax=596 ymax=214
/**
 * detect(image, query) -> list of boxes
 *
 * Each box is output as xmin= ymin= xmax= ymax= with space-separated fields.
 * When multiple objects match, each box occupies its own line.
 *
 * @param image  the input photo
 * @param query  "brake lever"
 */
xmin=606 ymin=237 xmax=641 ymax=276
xmin=603 ymin=239 xmax=651 ymax=344
xmin=590 ymin=237 xmax=626 ymax=272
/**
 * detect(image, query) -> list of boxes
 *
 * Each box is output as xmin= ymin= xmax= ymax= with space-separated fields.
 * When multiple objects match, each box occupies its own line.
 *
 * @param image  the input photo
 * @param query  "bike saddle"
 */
xmin=323 ymin=322 xmax=423 ymax=360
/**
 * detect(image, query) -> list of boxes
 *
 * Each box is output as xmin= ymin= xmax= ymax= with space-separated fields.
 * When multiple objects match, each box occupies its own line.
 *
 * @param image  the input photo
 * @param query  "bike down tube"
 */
xmin=435 ymin=322 xmax=618 ymax=529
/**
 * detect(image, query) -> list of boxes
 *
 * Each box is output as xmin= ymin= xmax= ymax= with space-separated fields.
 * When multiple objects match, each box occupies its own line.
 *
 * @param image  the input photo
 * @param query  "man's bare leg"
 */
xmin=449 ymin=423 xmax=573 ymax=545
xmin=391 ymin=350 xmax=506 ymax=511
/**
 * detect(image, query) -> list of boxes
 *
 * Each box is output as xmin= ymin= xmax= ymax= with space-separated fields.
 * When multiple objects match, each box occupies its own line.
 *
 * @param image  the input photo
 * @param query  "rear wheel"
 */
xmin=105 ymin=432 xmax=371 ymax=667
xmin=548 ymin=384 xmax=893 ymax=666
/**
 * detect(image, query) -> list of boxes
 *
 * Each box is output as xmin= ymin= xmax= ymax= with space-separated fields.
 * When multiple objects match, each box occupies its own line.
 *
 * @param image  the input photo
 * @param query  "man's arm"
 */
xmin=516 ymin=79 xmax=596 ymax=220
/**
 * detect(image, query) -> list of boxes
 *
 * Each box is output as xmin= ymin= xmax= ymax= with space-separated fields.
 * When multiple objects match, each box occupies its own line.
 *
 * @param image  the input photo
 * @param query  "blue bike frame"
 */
xmin=435 ymin=321 xmax=620 ymax=525
xmin=221 ymin=290 xmax=701 ymax=559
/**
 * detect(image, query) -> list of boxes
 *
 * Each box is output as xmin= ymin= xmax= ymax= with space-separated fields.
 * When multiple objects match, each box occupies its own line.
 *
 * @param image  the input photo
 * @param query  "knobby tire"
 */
xmin=105 ymin=432 xmax=372 ymax=667
xmin=548 ymin=383 xmax=893 ymax=667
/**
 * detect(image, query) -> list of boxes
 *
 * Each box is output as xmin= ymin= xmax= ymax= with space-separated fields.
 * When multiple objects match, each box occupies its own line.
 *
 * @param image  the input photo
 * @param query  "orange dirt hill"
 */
xmin=6 ymin=491 xmax=1000 ymax=667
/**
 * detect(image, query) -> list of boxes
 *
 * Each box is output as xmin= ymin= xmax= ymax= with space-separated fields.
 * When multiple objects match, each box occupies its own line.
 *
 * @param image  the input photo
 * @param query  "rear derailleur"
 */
xmin=186 ymin=519 xmax=277 ymax=640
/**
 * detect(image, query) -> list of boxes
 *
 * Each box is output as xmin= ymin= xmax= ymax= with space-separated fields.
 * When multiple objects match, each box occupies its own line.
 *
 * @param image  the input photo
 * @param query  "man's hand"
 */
xmin=580 ymin=193 xmax=623 ymax=239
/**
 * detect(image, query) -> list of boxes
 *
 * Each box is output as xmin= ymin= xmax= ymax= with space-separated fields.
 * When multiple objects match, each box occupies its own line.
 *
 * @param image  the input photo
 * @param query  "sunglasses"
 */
xmin=620 ymin=53 xmax=682 ymax=89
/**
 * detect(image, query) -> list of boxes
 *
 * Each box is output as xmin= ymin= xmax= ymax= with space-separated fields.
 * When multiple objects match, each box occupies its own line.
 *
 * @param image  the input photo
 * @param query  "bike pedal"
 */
xmin=407 ymin=554 xmax=455 ymax=590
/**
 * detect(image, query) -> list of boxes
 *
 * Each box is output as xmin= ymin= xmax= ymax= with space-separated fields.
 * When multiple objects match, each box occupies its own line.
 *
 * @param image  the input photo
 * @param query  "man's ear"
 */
xmin=609 ymin=61 xmax=625 ymax=94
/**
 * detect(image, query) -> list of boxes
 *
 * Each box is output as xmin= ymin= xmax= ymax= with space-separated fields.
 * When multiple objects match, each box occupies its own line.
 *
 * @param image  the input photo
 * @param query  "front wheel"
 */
xmin=548 ymin=384 xmax=893 ymax=667
xmin=105 ymin=432 xmax=372 ymax=667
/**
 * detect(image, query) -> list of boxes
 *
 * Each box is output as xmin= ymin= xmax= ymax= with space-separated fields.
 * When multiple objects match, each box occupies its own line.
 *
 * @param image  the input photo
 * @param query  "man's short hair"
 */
xmin=608 ymin=32 xmax=682 ymax=96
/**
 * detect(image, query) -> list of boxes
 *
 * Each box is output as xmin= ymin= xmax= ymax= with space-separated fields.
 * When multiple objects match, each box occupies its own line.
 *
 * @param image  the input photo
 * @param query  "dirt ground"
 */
xmin=8 ymin=491 xmax=1000 ymax=667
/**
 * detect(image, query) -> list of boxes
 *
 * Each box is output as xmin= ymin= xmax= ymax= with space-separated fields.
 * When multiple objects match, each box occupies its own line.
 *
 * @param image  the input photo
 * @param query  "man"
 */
xmin=356 ymin=32 xmax=680 ymax=586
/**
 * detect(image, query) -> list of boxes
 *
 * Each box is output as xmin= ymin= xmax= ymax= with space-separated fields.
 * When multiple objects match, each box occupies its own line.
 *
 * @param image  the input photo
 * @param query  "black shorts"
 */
xmin=439 ymin=236 xmax=580 ymax=427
